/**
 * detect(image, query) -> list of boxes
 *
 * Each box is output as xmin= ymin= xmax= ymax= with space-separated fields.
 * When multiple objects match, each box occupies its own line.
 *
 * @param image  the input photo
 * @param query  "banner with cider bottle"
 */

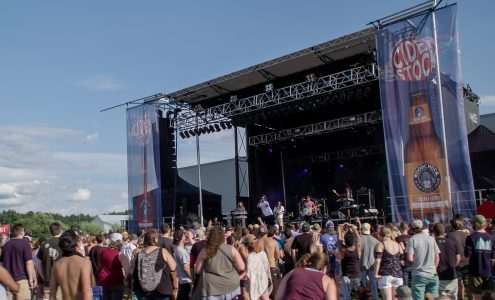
xmin=375 ymin=4 xmax=476 ymax=223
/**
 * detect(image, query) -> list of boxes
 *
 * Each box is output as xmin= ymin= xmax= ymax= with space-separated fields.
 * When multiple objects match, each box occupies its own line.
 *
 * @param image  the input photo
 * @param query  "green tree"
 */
xmin=79 ymin=222 xmax=104 ymax=235
xmin=111 ymin=223 xmax=121 ymax=232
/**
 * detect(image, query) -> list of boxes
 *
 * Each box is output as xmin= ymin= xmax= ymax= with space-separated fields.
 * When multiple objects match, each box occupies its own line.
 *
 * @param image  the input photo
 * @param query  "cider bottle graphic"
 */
xmin=404 ymin=91 xmax=450 ymax=222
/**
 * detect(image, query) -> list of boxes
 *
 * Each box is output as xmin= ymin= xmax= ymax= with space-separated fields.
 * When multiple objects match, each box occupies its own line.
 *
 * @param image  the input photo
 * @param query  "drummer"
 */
xmin=301 ymin=195 xmax=316 ymax=223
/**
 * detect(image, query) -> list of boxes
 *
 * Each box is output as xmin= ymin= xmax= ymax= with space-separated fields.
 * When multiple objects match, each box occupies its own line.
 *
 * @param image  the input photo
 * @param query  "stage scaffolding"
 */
xmin=173 ymin=64 xmax=378 ymax=131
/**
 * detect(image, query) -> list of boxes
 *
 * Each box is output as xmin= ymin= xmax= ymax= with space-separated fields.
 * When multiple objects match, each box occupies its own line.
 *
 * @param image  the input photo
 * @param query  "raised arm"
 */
xmin=0 ymin=266 xmax=19 ymax=293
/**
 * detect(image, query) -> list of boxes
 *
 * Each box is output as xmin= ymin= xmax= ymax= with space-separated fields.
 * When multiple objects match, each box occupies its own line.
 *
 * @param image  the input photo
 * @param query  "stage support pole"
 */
xmin=280 ymin=151 xmax=287 ymax=208
xmin=234 ymin=126 xmax=240 ymax=204
xmin=195 ymin=115 xmax=204 ymax=226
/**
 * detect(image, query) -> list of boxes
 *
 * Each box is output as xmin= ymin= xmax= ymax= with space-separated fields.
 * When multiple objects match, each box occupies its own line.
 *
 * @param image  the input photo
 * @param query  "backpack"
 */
xmin=137 ymin=248 xmax=163 ymax=292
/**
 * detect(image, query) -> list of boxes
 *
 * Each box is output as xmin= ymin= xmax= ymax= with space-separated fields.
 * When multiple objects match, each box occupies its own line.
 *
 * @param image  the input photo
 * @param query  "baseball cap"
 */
xmin=109 ymin=233 xmax=123 ymax=242
xmin=259 ymin=225 xmax=268 ymax=235
xmin=195 ymin=229 xmax=205 ymax=240
xmin=411 ymin=219 xmax=423 ymax=229
xmin=361 ymin=223 xmax=371 ymax=235
xmin=423 ymin=219 xmax=430 ymax=228
xmin=472 ymin=214 xmax=487 ymax=227
xmin=302 ymin=222 xmax=310 ymax=232
xmin=325 ymin=221 xmax=335 ymax=229
xmin=395 ymin=285 xmax=412 ymax=300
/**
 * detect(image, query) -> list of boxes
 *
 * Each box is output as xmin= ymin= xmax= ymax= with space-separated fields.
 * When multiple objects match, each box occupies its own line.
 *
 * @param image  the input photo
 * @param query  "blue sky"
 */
xmin=0 ymin=1 xmax=494 ymax=215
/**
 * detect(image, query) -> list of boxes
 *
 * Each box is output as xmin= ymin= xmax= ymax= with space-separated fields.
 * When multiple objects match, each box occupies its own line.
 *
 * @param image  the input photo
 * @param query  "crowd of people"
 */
xmin=0 ymin=212 xmax=494 ymax=300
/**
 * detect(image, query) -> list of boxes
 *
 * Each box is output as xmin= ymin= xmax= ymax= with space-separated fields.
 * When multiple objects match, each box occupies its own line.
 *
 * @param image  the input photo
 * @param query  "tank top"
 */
xmin=378 ymin=242 xmax=403 ymax=278
xmin=200 ymin=244 xmax=240 ymax=296
xmin=284 ymin=268 xmax=325 ymax=300
xmin=341 ymin=247 xmax=360 ymax=278
xmin=98 ymin=248 xmax=124 ymax=288
xmin=132 ymin=247 xmax=174 ymax=296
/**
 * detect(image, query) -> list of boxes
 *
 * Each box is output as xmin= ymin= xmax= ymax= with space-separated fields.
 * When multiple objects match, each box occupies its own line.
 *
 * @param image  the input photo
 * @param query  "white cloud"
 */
xmin=0 ymin=183 xmax=19 ymax=200
xmin=77 ymin=75 xmax=122 ymax=91
xmin=82 ymin=132 xmax=98 ymax=145
xmin=480 ymin=95 xmax=495 ymax=105
xmin=120 ymin=192 xmax=128 ymax=200
xmin=68 ymin=188 xmax=91 ymax=201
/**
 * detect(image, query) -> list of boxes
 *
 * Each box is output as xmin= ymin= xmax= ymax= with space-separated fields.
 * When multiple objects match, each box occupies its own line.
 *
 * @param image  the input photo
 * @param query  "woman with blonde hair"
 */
xmin=374 ymin=225 xmax=404 ymax=300
xmin=275 ymin=252 xmax=337 ymax=300
xmin=310 ymin=231 xmax=324 ymax=254
xmin=244 ymin=234 xmax=272 ymax=300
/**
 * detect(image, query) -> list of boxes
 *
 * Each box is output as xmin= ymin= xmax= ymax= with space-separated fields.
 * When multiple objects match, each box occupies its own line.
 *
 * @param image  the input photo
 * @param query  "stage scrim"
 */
xmin=127 ymin=104 xmax=162 ymax=231
xmin=376 ymin=4 xmax=475 ymax=222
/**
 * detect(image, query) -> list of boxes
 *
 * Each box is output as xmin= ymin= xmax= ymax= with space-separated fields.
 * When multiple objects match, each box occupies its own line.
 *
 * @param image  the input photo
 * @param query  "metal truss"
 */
xmin=170 ymin=28 xmax=375 ymax=100
xmin=248 ymin=110 xmax=382 ymax=146
xmin=174 ymin=64 xmax=378 ymax=131
xmin=288 ymin=144 xmax=385 ymax=166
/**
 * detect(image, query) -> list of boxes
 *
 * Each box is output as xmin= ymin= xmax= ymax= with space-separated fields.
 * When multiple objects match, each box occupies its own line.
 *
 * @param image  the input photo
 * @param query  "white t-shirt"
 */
xmin=273 ymin=206 xmax=285 ymax=219
xmin=258 ymin=200 xmax=273 ymax=217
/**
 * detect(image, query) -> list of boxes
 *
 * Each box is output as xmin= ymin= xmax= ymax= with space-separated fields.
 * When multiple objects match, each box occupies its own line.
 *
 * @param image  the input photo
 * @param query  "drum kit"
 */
xmin=298 ymin=198 xmax=327 ymax=219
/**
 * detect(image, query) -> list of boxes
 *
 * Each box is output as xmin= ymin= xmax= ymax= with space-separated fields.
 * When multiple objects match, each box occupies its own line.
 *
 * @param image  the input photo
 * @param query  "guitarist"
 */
xmin=301 ymin=195 xmax=316 ymax=222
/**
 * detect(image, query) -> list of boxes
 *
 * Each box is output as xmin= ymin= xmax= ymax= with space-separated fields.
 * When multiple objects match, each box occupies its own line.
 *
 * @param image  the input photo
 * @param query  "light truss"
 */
xmin=174 ymin=64 xmax=378 ymax=131
xmin=288 ymin=144 xmax=385 ymax=166
xmin=248 ymin=110 xmax=382 ymax=146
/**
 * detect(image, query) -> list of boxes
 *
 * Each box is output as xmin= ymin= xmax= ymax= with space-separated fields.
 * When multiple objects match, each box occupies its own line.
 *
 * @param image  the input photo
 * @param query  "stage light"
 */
xmin=304 ymin=168 xmax=309 ymax=173
xmin=226 ymin=122 xmax=233 ymax=129
xmin=184 ymin=131 xmax=190 ymax=138
xmin=230 ymin=95 xmax=238 ymax=102
xmin=269 ymin=148 xmax=273 ymax=153
xmin=179 ymin=132 xmax=186 ymax=139
xmin=189 ymin=130 xmax=196 ymax=137
xmin=209 ymin=125 xmax=215 ymax=132
xmin=338 ymin=163 xmax=344 ymax=169
xmin=220 ymin=122 xmax=227 ymax=130
xmin=194 ymin=128 xmax=200 ymax=136
xmin=215 ymin=124 xmax=221 ymax=131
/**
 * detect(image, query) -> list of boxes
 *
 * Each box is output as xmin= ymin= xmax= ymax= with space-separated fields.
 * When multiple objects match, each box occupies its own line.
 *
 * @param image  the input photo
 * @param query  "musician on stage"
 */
xmin=333 ymin=182 xmax=354 ymax=219
xmin=301 ymin=195 xmax=316 ymax=222
xmin=273 ymin=201 xmax=285 ymax=228
xmin=257 ymin=195 xmax=274 ymax=225
xmin=233 ymin=201 xmax=247 ymax=228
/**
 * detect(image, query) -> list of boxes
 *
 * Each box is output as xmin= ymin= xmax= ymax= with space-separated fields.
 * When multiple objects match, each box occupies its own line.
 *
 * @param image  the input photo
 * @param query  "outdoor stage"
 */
xmin=118 ymin=1 xmax=485 ymax=231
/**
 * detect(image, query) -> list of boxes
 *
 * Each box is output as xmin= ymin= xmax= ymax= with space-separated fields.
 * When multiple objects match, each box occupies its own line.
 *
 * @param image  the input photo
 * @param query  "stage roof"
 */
xmin=169 ymin=27 xmax=376 ymax=104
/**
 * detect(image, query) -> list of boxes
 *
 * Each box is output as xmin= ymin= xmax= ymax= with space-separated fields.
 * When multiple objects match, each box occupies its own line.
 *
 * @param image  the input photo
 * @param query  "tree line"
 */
xmin=0 ymin=210 xmax=122 ymax=238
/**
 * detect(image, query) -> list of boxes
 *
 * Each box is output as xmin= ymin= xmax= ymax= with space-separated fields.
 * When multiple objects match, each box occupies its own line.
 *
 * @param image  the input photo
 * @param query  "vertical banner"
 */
xmin=127 ymin=104 xmax=162 ymax=232
xmin=376 ymin=4 xmax=476 ymax=223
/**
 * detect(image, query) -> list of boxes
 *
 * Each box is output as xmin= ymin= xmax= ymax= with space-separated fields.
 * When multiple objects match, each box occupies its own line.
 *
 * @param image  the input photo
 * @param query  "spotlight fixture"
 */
xmin=220 ymin=122 xmax=227 ymax=130
xmin=265 ymin=83 xmax=274 ymax=92
xmin=226 ymin=122 xmax=233 ymax=129
xmin=179 ymin=132 xmax=186 ymax=139
xmin=215 ymin=124 xmax=221 ymax=131
xmin=194 ymin=128 xmax=200 ymax=136
xmin=189 ymin=129 xmax=196 ymax=137
xmin=209 ymin=125 xmax=215 ymax=132
xmin=184 ymin=131 xmax=190 ymax=138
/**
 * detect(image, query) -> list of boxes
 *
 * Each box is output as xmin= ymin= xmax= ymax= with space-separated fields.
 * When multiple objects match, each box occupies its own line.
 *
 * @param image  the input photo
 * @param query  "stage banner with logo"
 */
xmin=0 ymin=224 xmax=9 ymax=235
xmin=376 ymin=4 xmax=475 ymax=223
xmin=127 ymin=104 xmax=162 ymax=231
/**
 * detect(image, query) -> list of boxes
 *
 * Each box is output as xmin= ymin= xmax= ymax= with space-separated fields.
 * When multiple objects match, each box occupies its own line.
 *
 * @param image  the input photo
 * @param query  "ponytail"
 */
xmin=295 ymin=252 xmax=327 ymax=271
xmin=296 ymin=253 xmax=311 ymax=268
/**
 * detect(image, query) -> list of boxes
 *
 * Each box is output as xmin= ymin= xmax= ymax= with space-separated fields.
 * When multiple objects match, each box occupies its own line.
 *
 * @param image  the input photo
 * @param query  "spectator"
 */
xmin=37 ymin=222 xmax=63 ymax=298
xmin=282 ymin=228 xmax=295 ymax=275
xmin=49 ymin=230 xmax=92 ymax=300
xmin=120 ymin=234 xmax=138 ymax=275
xmin=173 ymin=230 xmax=192 ymax=300
xmin=446 ymin=219 xmax=470 ymax=300
xmin=159 ymin=224 xmax=175 ymax=255
xmin=291 ymin=223 xmax=313 ymax=263
xmin=374 ymin=225 xmax=404 ymax=300
xmin=245 ymin=234 xmax=272 ymax=300
xmin=336 ymin=223 xmax=361 ymax=300
xmin=189 ymin=229 xmax=206 ymax=273
xmin=406 ymin=219 xmax=440 ymax=299
xmin=88 ymin=234 xmax=105 ymax=281
xmin=99 ymin=232 xmax=126 ymax=300
xmin=360 ymin=222 xmax=379 ymax=300
xmin=433 ymin=223 xmax=460 ymax=299
xmin=0 ymin=223 xmax=36 ymax=300
xmin=396 ymin=221 xmax=412 ymax=287
xmin=0 ymin=266 xmax=19 ymax=299
xmin=275 ymin=252 xmax=337 ymax=300
xmin=395 ymin=285 xmax=413 ymax=300
xmin=254 ymin=225 xmax=280 ymax=299
xmin=464 ymin=215 xmax=495 ymax=299
xmin=127 ymin=229 xmax=178 ymax=300
xmin=193 ymin=226 xmax=245 ymax=299
xmin=310 ymin=230 xmax=324 ymax=254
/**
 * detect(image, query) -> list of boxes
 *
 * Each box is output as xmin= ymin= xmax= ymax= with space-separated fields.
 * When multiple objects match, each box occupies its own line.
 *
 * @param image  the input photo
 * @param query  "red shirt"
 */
xmin=98 ymin=248 xmax=124 ymax=288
